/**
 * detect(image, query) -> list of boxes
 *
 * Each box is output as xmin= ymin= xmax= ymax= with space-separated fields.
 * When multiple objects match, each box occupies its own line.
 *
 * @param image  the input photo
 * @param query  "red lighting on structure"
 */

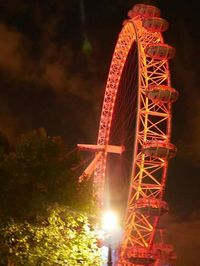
xmin=78 ymin=3 xmax=178 ymax=265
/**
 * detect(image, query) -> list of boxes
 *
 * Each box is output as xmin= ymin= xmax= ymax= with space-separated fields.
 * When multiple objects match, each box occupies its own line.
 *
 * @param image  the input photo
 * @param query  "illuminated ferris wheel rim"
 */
xmin=95 ymin=14 xmax=178 ymax=204
xmin=93 ymin=3 xmax=179 ymax=265
xmin=77 ymin=3 xmax=178 ymax=264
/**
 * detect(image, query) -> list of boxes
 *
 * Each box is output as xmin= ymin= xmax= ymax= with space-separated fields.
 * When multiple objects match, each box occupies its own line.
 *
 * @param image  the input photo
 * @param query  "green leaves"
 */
xmin=0 ymin=128 xmax=91 ymax=220
xmin=0 ymin=206 xmax=102 ymax=266
xmin=0 ymin=128 xmax=101 ymax=265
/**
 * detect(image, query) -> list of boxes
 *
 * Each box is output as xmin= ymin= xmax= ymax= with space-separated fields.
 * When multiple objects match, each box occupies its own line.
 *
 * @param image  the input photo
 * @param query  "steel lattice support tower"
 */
xmin=78 ymin=4 xmax=178 ymax=265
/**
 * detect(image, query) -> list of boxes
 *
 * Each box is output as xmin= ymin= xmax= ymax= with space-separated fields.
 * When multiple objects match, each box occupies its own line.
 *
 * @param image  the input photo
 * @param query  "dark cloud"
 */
xmin=0 ymin=21 xmax=95 ymax=97
xmin=163 ymin=213 xmax=200 ymax=266
xmin=170 ymin=16 xmax=200 ymax=164
xmin=0 ymin=23 xmax=23 ymax=73
xmin=0 ymin=1 xmax=106 ymax=145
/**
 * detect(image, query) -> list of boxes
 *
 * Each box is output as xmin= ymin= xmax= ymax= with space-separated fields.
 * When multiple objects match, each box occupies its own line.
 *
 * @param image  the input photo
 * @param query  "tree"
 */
xmin=0 ymin=128 xmax=93 ymax=221
xmin=0 ymin=205 xmax=102 ymax=266
xmin=0 ymin=128 xmax=101 ymax=265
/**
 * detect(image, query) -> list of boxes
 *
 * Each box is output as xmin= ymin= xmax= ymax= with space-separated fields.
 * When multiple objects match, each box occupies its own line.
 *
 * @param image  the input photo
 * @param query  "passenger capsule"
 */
xmin=128 ymin=4 xmax=160 ymax=19
xmin=125 ymin=247 xmax=156 ymax=265
xmin=145 ymin=44 xmax=175 ymax=60
xmin=146 ymin=85 xmax=179 ymax=103
xmin=134 ymin=197 xmax=169 ymax=216
xmin=143 ymin=17 xmax=169 ymax=32
xmin=142 ymin=141 xmax=177 ymax=159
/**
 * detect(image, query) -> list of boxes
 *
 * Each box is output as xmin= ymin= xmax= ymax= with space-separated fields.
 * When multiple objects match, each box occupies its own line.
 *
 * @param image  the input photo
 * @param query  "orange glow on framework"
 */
xmin=89 ymin=3 xmax=179 ymax=266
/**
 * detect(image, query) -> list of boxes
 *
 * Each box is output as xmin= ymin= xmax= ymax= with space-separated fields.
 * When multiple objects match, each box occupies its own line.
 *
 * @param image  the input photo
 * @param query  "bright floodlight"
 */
xmin=102 ymin=210 xmax=118 ymax=231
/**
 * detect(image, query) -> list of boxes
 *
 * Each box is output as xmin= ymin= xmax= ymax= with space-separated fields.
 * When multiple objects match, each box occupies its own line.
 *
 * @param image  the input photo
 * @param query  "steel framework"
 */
xmin=96 ymin=4 xmax=178 ymax=266
xmin=78 ymin=3 xmax=178 ymax=266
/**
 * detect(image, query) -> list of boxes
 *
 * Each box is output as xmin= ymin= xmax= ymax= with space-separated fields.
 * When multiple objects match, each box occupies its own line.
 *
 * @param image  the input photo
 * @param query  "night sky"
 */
xmin=0 ymin=1 xmax=199 ymax=265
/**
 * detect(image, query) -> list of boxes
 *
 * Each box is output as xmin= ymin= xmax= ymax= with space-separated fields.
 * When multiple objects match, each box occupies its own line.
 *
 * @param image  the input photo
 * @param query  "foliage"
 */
xmin=0 ymin=205 xmax=102 ymax=266
xmin=0 ymin=128 xmax=93 ymax=220
xmin=0 ymin=128 xmax=100 ymax=265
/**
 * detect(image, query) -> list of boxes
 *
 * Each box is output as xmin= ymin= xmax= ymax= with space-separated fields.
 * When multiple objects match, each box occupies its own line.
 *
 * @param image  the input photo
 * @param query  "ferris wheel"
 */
xmin=78 ymin=3 xmax=178 ymax=266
